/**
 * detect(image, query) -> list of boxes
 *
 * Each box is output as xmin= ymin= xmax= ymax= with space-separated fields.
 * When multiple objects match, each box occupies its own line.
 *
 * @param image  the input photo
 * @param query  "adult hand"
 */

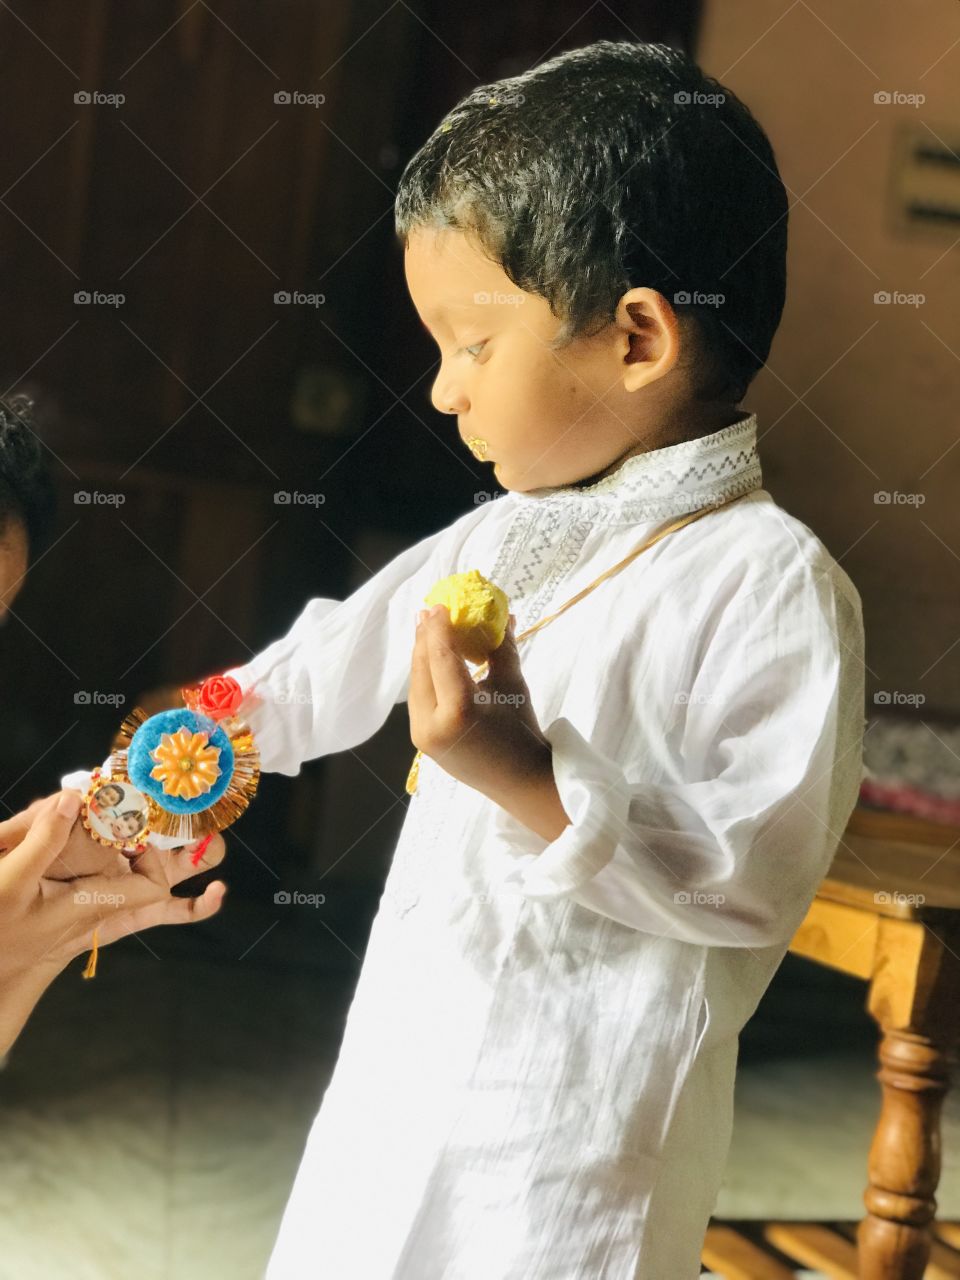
xmin=0 ymin=791 xmax=226 ymax=1053
xmin=0 ymin=795 xmax=225 ymax=885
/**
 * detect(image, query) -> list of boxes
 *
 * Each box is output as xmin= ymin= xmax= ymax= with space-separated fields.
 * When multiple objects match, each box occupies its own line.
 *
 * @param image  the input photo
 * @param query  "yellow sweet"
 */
xmin=424 ymin=569 xmax=510 ymax=665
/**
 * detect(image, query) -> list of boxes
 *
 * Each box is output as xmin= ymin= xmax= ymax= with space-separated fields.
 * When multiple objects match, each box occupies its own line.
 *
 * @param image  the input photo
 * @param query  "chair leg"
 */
xmin=858 ymin=1026 xmax=952 ymax=1278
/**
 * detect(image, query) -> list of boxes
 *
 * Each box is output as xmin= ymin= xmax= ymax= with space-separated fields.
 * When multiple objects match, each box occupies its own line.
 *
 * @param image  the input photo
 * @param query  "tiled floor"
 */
xmin=1 ymin=893 xmax=958 ymax=1280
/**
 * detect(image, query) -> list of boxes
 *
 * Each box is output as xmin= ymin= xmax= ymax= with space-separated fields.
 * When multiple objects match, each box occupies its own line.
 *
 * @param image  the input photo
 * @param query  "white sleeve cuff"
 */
xmin=488 ymin=716 xmax=632 ymax=900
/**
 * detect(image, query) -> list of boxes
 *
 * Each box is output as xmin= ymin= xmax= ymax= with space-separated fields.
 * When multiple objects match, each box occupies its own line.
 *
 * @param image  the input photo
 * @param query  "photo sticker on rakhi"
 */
xmin=81 ymin=775 xmax=152 ymax=853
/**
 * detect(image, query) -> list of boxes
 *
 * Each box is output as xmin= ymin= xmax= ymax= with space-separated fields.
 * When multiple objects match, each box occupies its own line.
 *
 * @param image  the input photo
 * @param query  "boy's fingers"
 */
xmin=484 ymin=614 xmax=523 ymax=688
xmin=129 ymin=833 xmax=227 ymax=888
xmin=424 ymin=611 xmax=474 ymax=709
xmin=409 ymin=611 xmax=437 ymax=716
xmin=180 ymin=833 xmax=226 ymax=873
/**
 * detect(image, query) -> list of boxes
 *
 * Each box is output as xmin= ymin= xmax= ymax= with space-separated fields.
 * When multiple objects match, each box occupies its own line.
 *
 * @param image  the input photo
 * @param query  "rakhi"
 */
xmin=78 ymin=673 xmax=260 ymax=978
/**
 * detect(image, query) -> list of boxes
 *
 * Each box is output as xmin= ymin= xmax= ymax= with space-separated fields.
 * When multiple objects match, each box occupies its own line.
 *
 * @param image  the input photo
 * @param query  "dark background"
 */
xmin=0 ymin=0 xmax=702 ymax=902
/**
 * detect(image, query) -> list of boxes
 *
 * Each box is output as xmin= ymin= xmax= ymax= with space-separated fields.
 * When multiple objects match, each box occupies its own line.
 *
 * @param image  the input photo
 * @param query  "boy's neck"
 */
xmin=570 ymin=403 xmax=746 ymax=490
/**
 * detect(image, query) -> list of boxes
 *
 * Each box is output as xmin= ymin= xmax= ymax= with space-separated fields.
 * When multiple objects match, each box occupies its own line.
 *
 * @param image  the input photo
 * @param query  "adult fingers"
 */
xmin=41 ymin=866 xmax=170 ymax=940
xmin=85 ymin=880 xmax=227 ymax=949
xmin=4 ymin=793 xmax=84 ymax=889
xmin=0 ymin=798 xmax=47 ymax=854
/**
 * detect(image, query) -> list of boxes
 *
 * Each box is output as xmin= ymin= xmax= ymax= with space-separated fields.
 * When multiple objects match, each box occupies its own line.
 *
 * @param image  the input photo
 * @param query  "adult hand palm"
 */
xmin=0 ymin=792 xmax=227 ymax=977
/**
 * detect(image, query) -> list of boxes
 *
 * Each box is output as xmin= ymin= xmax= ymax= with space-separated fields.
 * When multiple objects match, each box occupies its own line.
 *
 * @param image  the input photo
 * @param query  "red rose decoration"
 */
xmin=196 ymin=674 xmax=243 ymax=722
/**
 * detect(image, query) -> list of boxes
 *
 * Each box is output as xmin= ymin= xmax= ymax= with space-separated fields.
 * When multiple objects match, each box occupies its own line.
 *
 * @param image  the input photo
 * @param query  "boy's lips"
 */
xmin=463 ymin=434 xmax=492 ymax=462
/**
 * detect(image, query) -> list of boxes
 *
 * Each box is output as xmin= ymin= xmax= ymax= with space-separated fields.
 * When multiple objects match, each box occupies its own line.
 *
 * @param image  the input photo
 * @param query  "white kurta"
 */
xmin=223 ymin=412 xmax=865 ymax=1279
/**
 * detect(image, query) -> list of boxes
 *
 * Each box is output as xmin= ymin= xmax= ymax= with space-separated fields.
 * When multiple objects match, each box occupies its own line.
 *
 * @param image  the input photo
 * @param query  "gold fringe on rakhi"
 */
xmin=111 ymin=707 xmax=260 ymax=843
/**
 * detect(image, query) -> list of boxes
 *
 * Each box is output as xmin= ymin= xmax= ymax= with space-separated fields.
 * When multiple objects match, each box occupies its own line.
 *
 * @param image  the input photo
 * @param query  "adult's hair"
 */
xmin=0 ymin=393 xmax=56 ymax=561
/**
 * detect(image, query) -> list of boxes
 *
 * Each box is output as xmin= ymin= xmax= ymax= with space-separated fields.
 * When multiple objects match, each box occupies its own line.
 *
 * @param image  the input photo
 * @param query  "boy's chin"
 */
xmin=495 ymin=467 xmax=552 ymax=496
xmin=492 ymin=461 xmax=529 ymax=493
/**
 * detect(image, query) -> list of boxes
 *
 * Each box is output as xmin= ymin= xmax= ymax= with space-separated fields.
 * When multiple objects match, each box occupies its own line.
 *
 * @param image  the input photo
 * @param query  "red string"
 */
xmin=190 ymin=833 xmax=214 ymax=867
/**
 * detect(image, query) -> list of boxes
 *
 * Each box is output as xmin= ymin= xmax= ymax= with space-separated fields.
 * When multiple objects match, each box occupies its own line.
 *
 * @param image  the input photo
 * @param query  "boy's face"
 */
xmin=111 ymin=813 xmax=142 ymax=840
xmin=403 ymin=227 xmax=680 ymax=493
xmin=96 ymin=785 xmax=123 ymax=808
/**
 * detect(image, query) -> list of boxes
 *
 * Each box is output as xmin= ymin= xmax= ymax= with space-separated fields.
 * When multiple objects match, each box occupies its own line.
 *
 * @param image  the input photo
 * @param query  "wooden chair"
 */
xmin=702 ymin=806 xmax=960 ymax=1278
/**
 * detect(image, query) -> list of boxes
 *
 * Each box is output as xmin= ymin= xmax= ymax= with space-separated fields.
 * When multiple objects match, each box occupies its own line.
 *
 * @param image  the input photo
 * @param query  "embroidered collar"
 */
xmin=508 ymin=412 xmax=762 ymax=525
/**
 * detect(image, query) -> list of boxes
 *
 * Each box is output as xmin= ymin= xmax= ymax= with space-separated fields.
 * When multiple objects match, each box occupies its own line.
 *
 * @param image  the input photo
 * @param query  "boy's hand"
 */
xmin=409 ymin=605 xmax=553 ymax=803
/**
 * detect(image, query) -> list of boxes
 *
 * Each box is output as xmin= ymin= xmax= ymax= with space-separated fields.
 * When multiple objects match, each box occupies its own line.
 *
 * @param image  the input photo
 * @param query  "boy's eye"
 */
xmin=461 ymin=341 xmax=487 ymax=360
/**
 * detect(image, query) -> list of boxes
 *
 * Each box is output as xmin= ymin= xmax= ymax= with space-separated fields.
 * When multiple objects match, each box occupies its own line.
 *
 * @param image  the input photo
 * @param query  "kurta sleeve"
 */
xmin=62 ymin=502 xmax=493 ymax=801
xmin=489 ymin=561 xmax=866 ymax=948
xmin=225 ymin=503 xmax=493 ymax=776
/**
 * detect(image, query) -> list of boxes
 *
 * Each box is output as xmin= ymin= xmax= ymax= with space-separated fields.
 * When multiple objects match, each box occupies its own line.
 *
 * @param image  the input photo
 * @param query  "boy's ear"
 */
xmin=613 ymin=286 xmax=680 ymax=392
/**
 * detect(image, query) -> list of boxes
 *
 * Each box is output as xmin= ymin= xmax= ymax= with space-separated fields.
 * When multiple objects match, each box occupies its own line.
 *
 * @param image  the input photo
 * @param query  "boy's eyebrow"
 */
xmin=422 ymin=299 xmax=480 ymax=324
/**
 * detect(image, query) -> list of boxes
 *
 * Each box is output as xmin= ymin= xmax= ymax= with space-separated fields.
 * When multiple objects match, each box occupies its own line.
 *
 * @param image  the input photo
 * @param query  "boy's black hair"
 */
xmin=0 ymin=393 xmax=56 ymax=561
xmin=395 ymin=39 xmax=788 ymax=405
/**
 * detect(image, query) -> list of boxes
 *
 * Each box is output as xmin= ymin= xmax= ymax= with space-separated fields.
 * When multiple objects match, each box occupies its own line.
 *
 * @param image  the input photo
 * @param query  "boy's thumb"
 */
xmin=487 ymin=615 xmax=522 ymax=682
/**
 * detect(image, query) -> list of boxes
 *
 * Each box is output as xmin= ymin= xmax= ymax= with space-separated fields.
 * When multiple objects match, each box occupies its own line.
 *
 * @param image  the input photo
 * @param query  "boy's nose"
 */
xmin=430 ymin=373 xmax=468 ymax=416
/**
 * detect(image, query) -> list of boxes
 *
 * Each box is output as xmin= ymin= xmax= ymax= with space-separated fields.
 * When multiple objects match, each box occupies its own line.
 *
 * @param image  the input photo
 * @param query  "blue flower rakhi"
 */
xmin=77 ymin=674 xmax=259 ymax=980
xmin=82 ymin=673 xmax=260 ymax=855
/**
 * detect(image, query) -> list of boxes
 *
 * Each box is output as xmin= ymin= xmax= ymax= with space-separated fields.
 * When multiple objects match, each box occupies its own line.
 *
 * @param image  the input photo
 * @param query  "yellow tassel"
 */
xmin=405 ymin=750 xmax=422 ymax=796
xmin=82 ymin=929 xmax=100 ymax=980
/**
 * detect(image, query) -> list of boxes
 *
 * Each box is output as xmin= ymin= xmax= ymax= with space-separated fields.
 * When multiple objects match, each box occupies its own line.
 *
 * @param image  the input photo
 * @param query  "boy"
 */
xmin=86 ymin=39 xmax=866 ymax=1278
xmin=236 ymin=39 xmax=866 ymax=1279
